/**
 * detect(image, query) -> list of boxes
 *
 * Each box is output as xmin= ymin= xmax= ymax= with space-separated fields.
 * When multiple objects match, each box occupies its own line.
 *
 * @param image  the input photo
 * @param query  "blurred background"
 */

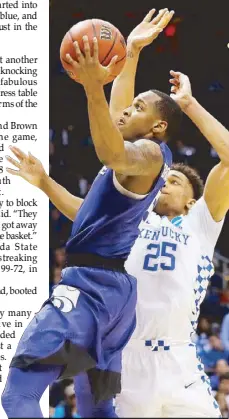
xmin=49 ymin=0 xmax=229 ymax=417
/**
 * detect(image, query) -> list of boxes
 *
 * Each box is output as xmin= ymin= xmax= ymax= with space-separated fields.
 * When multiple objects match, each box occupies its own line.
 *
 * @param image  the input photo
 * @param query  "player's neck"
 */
xmin=166 ymin=212 xmax=184 ymax=221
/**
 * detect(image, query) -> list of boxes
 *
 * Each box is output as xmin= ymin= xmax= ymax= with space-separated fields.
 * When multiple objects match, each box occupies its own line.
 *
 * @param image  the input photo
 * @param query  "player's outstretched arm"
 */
xmin=170 ymin=71 xmax=229 ymax=221
xmin=109 ymin=8 xmax=174 ymax=120
xmin=6 ymin=146 xmax=83 ymax=221
xmin=65 ymin=38 xmax=163 ymax=179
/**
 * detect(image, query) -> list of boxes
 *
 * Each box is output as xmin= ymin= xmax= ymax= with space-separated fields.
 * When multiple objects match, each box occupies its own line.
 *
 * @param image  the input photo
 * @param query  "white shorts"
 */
xmin=116 ymin=339 xmax=222 ymax=418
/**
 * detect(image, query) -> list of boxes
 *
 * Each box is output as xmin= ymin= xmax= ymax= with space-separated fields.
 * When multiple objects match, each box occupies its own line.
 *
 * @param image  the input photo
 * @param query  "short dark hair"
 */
xmin=151 ymin=89 xmax=183 ymax=141
xmin=171 ymin=162 xmax=204 ymax=200
xmin=219 ymin=372 xmax=229 ymax=382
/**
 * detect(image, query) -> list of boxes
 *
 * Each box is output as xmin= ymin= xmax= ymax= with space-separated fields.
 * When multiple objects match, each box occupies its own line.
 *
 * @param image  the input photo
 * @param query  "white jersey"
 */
xmin=125 ymin=197 xmax=224 ymax=342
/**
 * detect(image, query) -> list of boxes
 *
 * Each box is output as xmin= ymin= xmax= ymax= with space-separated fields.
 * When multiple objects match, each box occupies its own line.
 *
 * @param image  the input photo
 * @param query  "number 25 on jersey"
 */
xmin=143 ymin=241 xmax=177 ymax=272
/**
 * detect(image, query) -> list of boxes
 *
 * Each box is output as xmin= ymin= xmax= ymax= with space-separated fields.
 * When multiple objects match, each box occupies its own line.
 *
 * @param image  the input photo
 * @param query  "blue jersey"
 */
xmin=66 ymin=141 xmax=172 ymax=259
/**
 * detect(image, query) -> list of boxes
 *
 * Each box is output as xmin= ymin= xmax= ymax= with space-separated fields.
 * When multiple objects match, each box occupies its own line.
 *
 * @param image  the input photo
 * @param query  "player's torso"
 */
xmin=66 ymin=141 xmax=172 ymax=258
xmin=125 ymin=212 xmax=214 ymax=341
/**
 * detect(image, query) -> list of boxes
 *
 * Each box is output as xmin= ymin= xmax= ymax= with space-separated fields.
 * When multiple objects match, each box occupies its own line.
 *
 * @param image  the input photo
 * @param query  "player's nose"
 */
xmin=162 ymin=183 xmax=169 ymax=193
xmin=123 ymin=107 xmax=131 ymax=117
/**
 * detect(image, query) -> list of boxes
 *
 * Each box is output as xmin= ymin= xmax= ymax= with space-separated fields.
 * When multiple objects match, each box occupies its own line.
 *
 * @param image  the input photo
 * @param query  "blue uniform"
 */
xmin=66 ymin=142 xmax=171 ymax=258
xmin=10 ymin=140 xmax=172 ymax=403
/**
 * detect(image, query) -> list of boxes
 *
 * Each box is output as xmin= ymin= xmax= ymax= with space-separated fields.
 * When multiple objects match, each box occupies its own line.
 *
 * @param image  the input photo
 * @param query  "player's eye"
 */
xmin=135 ymin=103 xmax=143 ymax=111
xmin=172 ymin=180 xmax=179 ymax=185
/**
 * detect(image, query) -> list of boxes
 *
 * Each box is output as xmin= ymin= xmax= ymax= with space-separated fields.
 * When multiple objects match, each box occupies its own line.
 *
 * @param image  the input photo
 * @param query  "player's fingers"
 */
xmin=156 ymin=10 xmax=175 ymax=29
xmin=82 ymin=36 xmax=92 ymax=61
xmin=169 ymin=78 xmax=179 ymax=86
xmin=6 ymin=168 xmax=20 ymax=176
xmin=92 ymin=37 xmax=99 ymax=61
xmin=107 ymin=55 xmax=118 ymax=73
xmin=5 ymin=155 xmax=21 ymax=169
xmin=28 ymin=151 xmax=37 ymax=164
xmin=143 ymin=8 xmax=156 ymax=22
xmin=107 ymin=55 xmax=118 ymax=71
xmin=170 ymin=70 xmax=181 ymax=78
xmin=151 ymin=8 xmax=168 ymax=25
xmin=170 ymin=71 xmax=189 ymax=88
xmin=170 ymin=85 xmax=178 ymax=93
xmin=149 ymin=27 xmax=163 ymax=38
xmin=73 ymin=41 xmax=84 ymax=64
xmin=170 ymin=93 xmax=177 ymax=101
xmin=65 ymin=53 xmax=79 ymax=68
xmin=9 ymin=145 xmax=26 ymax=161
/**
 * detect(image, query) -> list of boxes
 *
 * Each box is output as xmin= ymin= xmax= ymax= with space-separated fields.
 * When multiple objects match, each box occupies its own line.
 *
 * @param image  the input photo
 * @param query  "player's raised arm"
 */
xmin=170 ymin=71 xmax=229 ymax=221
xmin=109 ymin=8 xmax=174 ymax=120
xmin=6 ymin=146 xmax=83 ymax=221
xmin=65 ymin=38 xmax=169 ymax=180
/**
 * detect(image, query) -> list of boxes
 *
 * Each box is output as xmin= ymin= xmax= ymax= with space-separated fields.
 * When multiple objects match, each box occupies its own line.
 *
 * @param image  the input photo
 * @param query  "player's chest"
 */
xmin=127 ymin=219 xmax=201 ymax=282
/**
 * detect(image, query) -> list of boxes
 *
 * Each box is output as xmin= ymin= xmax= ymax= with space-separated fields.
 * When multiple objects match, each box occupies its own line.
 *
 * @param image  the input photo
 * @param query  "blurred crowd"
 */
xmin=49 ymin=128 xmax=229 ymax=418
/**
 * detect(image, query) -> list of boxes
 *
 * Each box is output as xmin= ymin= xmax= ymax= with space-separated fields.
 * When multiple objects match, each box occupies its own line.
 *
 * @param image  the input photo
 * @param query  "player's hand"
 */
xmin=65 ymin=36 xmax=118 ymax=86
xmin=6 ymin=146 xmax=47 ymax=188
xmin=169 ymin=71 xmax=193 ymax=111
xmin=127 ymin=8 xmax=174 ymax=52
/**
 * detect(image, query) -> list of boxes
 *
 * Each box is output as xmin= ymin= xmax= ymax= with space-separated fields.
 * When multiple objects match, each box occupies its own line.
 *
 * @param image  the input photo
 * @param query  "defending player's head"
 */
xmin=155 ymin=163 xmax=204 ymax=217
xmin=116 ymin=90 xmax=182 ymax=142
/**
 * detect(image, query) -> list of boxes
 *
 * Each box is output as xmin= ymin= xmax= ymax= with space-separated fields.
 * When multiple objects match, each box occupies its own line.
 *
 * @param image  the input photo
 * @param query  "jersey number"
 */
xmin=143 ymin=241 xmax=177 ymax=272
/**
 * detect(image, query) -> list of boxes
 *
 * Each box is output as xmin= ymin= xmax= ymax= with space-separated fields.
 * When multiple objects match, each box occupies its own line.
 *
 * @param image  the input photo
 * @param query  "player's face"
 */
xmin=115 ymin=91 xmax=167 ymax=141
xmin=155 ymin=170 xmax=195 ymax=217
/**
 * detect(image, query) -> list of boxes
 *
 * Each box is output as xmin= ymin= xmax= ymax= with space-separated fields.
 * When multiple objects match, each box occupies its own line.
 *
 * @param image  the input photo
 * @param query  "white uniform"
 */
xmin=116 ymin=197 xmax=224 ymax=418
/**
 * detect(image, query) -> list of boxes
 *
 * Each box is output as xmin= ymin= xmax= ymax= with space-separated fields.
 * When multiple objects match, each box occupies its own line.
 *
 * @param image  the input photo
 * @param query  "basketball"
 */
xmin=60 ymin=19 xmax=127 ymax=84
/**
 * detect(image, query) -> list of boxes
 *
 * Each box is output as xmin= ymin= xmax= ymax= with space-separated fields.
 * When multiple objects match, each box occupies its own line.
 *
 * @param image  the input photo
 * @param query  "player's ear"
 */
xmin=186 ymin=199 xmax=196 ymax=211
xmin=152 ymin=120 xmax=168 ymax=135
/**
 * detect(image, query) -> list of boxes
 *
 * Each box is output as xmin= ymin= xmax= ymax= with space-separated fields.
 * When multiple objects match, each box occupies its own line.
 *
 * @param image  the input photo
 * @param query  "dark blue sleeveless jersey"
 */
xmin=66 ymin=141 xmax=172 ymax=258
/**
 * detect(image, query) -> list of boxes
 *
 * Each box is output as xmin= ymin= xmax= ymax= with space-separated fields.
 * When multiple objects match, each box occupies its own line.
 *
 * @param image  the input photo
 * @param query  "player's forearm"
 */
xmin=84 ymin=83 xmax=125 ymax=166
xmin=185 ymin=97 xmax=229 ymax=165
xmin=40 ymin=174 xmax=83 ymax=221
xmin=109 ymin=43 xmax=140 ymax=118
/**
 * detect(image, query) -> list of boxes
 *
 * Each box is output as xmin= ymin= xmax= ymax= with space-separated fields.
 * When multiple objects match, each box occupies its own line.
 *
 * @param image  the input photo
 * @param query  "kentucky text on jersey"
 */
xmin=139 ymin=226 xmax=190 ymax=245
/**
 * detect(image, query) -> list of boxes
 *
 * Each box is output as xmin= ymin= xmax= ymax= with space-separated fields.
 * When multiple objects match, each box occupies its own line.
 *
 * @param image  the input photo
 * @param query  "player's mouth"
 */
xmin=117 ymin=117 xmax=126 ymax=126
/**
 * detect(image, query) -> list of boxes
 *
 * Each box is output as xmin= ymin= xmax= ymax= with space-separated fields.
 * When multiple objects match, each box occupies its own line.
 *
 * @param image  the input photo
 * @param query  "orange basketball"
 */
xmin=60 ymin=19 xmax=127 ymax=84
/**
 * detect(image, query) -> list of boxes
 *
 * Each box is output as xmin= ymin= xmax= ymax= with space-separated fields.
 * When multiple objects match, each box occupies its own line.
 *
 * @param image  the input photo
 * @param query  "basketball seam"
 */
xmin=68 ymin=30 xmax=74 ymax=43
xmin=116 ymin=54 xmax=126 ymax=64
xmin=91 ymin=20 xmax=97 ymax=38
xmin=92 ymin=20 xmax=119 ymax=65
xmin=61 ymin=31 xmax=75 ymax=65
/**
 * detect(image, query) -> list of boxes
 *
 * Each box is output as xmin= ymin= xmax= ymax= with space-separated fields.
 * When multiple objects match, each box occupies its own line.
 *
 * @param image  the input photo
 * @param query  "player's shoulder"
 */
xmin=146 ymin=210 xmax=162 ymax=227
xmin=184 ymin=196 xmax=224 ymax=239
xmin=185 ymin=197 xmax=209 ymax=221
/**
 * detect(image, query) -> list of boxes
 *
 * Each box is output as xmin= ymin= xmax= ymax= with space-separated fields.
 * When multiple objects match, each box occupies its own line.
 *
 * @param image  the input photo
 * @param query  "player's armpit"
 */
xmin=106 ymin=139 xmax=163 ymax=177
xmin=204 ymin=162 xmax=229 ymax=221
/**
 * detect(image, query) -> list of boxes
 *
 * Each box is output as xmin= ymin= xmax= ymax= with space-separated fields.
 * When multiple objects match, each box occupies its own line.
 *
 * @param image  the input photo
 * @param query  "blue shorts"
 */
xmin=10 ymin=266 xmax=137 ymax=402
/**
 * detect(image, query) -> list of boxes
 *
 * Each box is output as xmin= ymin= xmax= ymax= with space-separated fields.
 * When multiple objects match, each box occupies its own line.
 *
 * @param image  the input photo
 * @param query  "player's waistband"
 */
xmin=127 ymin=338 xmax=195 ymax=352
xmin=66 ymin=252 xmax=127 ymax=273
